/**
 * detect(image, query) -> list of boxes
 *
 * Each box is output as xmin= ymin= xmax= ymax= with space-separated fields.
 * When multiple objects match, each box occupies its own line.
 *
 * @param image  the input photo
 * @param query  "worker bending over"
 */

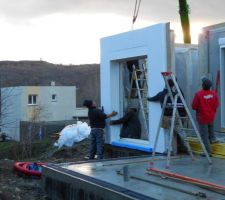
xmin=110 ymin=106 xmax=141 ymax=139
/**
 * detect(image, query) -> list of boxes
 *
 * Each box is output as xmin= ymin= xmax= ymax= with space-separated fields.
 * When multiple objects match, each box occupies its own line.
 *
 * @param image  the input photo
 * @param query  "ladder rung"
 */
xmin=167 ymin=103 xmax=184 ymax=106
xmin=135 ymin=69 xmax=144 ymax=72
xmin=140 ymin=106 xmax=148 ymax=109
xmin=176 ymin=116 xmax=188 ymax=119
xmin=162 ymin=116 xmax=188 ymax=119
xmin=163 ymin=115 xmax=187 ymax=120
xmin=165 ymin=105 xmax=185 ymax=108
xmin=137 ymin=78 xmax=147 ymax=81
xmin=180 ymin=128 xmax=195 ymax=131
xmin=139 ymin=89 xmax=147 ymax=91
xmin=131 ymin=88 xmax=147 ymax=91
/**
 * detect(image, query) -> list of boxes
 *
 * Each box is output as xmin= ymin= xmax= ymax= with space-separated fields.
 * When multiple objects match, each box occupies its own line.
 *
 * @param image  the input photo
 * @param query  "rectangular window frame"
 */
xmin=28 ymin=94 xmax=38 ymax=105
xmin=51 ymin=94 xmax=57 ymax=102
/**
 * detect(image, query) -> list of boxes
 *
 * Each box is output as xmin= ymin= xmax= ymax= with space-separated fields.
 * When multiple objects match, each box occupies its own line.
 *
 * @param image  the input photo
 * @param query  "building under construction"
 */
xmin=42 ymin=22 xmax=225 ymax=199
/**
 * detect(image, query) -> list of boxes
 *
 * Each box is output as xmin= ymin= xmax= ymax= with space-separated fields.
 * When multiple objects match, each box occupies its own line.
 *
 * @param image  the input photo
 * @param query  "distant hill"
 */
xmin=0 ymin=61 xmax=100 ymax=106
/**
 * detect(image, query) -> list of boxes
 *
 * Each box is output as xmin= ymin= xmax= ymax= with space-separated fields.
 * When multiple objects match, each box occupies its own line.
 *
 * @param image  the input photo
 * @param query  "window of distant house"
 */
xmin=28 ymin=95 xmax=37 ymax=105
xmin=52 ymin=94 xmax=57 ymax=102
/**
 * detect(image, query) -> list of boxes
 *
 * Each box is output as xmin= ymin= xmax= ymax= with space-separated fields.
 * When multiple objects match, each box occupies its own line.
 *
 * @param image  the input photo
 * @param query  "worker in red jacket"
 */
xmin=192 ymin=77 xmax=219 ymax=155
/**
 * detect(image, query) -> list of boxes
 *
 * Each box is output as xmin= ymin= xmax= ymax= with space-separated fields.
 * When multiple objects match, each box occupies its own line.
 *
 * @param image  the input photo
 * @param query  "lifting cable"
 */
xmin=132 ymin=0 xmax=141 ymax=25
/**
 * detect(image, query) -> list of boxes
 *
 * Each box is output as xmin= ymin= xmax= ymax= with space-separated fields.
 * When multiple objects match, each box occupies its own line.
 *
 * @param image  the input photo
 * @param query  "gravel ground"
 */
xmin=0 ymin=139 xmax=90 ymax=200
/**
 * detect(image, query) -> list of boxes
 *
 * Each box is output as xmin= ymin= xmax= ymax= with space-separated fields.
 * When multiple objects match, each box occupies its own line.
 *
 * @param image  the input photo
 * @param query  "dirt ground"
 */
xmin=0 ymin=139 xmax=90 ymax=200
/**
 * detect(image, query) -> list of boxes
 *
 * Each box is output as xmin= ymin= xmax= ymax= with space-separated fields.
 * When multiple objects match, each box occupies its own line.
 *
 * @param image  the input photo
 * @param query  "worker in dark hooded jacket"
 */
xmin=110 ymin=107 xmax=141 ymax=139
xmin=147 ymin=78 xmax=186 ymax=155
xmin=83 ymin=100 xmax=117 ymax=159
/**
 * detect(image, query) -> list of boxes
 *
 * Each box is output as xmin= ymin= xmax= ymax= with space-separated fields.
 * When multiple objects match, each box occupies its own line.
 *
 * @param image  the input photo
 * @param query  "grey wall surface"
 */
xmin=199 ymin=23 xmax=225 ymax=130
xmin=175 ymin=45 xmax=198 ymax=114
xmin=39 ymin=86 xmax=76 ymax=121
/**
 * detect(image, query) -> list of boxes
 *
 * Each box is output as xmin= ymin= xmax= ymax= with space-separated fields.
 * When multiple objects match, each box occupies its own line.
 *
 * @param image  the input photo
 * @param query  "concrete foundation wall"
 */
xmin=43 ymin=164 xmax=154 ymax=200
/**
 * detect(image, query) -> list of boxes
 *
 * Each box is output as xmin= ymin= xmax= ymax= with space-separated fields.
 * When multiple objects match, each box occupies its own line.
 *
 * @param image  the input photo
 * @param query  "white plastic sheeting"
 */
xmin=54 ymin=121 xmax=91 ymax=148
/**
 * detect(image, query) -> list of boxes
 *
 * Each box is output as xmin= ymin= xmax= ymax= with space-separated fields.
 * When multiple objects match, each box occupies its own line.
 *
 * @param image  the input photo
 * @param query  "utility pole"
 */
xmin=179 ymin=0 xmax=191 ymax=43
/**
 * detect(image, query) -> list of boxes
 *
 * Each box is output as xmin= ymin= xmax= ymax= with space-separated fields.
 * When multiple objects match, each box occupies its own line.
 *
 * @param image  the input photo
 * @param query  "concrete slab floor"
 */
xmin=44 ymin=155 xmax=225 ymax=200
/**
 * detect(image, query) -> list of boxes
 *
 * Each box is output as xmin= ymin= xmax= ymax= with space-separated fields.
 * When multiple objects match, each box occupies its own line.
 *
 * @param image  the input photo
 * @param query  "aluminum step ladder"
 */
xmin=129 ymin=63 xmax=149 ymax=138
xmin=151 ymin=72 xmax=212 ymax=168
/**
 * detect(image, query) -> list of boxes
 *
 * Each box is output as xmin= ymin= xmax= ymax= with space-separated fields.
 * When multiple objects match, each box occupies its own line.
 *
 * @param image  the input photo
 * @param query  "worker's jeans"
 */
xmin=198 ymin=123 xmax=215 ymax=154
xmin=164 ymin=128 xmax=177 ymax=155
xmin=89 ymin=128 xmax=104 ymax=159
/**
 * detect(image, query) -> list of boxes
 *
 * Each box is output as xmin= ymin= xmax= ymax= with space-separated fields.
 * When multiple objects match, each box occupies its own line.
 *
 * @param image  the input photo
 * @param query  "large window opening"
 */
xmin=118 ymin=57 xmax=149 ymax=140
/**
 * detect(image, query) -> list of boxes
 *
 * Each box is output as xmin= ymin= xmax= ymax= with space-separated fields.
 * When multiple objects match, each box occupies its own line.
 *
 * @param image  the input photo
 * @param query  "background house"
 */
xmin=1 ymin=85 xmax=87 ymax=141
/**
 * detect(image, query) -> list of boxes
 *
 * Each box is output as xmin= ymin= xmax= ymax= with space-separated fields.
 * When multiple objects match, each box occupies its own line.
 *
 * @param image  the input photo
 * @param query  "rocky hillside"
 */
xmin=0 ymin=61 xmax=100 ymax=106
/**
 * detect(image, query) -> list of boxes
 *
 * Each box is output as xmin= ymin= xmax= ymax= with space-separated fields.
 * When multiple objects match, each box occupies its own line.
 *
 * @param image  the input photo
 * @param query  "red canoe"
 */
xmin=14 ymin=162 xmax=46 ymax=177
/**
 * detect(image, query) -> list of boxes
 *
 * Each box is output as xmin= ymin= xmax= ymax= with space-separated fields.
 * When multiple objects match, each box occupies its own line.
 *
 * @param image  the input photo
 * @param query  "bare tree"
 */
xmin=0 ymin=87 xmax=21 ymax=134
xmin=22 ymin=105 xmax=48 ymax=158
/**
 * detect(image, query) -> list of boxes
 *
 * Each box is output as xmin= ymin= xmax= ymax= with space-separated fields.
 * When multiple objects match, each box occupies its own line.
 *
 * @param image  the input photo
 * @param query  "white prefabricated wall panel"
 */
xmin=100 ymin=23 xmax=170 ymax=152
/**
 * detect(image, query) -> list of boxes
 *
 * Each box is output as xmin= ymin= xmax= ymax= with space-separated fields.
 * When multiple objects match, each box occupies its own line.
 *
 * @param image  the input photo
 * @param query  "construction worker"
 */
xmin=192 ymin=77 xmax=219 ymax=156
xmin=83 ymin=100 xmax=117 ymax=159
xmin=147 ymin=79 xmax=186 ymax=155
xmin=110 ymin=106 xmax=141 ymax=139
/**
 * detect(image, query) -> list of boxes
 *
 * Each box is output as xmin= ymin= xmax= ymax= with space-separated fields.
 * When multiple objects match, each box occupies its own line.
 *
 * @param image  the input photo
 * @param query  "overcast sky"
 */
xmin=0 ymin=0 xmax=224 ymax=64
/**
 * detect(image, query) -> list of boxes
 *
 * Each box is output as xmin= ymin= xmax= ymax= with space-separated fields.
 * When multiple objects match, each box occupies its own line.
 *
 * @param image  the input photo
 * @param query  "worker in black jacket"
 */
xmin=83 ymin=100 xmax=117 ymax=159
xmin=148 ymin=79 xmax=186 ymax=155
xmin=110 ymin=107 xmax=141 ymax=139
